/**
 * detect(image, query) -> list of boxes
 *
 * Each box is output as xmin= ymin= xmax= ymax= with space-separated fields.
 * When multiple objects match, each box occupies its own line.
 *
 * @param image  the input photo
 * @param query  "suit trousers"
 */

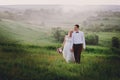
xmin=73 ymin=44 xmax=83 ymax=63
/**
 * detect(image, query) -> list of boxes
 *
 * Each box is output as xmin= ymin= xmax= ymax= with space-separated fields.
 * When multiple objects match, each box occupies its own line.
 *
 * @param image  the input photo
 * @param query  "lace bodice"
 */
xmin=65 ymin=35 xmax=72 ymax=43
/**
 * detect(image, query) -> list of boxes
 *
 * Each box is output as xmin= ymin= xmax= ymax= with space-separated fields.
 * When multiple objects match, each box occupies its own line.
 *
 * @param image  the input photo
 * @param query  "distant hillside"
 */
xmin=0 ymin=19 xmax=52 ymax=45
xmin=0 ymin=5 xmax=120 ymax=27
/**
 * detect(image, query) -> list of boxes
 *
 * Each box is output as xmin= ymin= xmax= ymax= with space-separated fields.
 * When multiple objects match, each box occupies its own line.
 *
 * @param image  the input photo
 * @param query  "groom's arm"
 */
xmin=82 ymin=32 xmax=86 ymax=49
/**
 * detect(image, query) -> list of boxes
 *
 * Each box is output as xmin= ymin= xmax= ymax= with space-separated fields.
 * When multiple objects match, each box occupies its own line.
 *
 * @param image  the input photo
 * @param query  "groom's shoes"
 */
xmin=75 ymin=62 xmax=80 ymax=64
xmin=75 ymin=61 xmax=80 ymax=64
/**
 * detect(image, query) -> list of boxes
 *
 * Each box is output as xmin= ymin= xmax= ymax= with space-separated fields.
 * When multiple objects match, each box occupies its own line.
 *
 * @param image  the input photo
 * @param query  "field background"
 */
xmin=0 ymin=5 xmax=120 ymax=80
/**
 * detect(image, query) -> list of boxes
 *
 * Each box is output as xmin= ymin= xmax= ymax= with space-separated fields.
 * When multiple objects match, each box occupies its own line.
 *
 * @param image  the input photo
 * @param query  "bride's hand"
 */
xmin=70 ymin=48 xmax=73 ymax=52
xmin=82 ymin=47 xmax=85 ymax=51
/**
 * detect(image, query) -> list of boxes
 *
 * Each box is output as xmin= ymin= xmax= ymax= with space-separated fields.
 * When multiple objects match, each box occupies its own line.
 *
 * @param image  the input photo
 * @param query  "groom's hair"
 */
xmin=75 ymin=24 xmax=79 ymax=28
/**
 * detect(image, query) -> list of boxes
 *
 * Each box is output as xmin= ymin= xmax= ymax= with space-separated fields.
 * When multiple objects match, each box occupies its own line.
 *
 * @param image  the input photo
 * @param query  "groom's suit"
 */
xmin=71 ymin=31 xmax=86 ymax=63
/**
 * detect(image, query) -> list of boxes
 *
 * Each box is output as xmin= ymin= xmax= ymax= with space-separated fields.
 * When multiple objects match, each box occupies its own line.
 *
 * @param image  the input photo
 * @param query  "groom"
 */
xmin=70 ymin=24 xmax=86 ymax=64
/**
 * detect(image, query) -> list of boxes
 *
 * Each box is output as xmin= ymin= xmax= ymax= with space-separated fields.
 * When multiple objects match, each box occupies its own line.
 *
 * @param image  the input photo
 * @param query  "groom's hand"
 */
xmin=82 ymin=47 xmax=85 ymax=51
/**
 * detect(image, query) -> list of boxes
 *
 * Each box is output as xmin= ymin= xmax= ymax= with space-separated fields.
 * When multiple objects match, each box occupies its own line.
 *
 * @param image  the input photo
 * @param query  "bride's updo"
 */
xmin=68 ymin=30 xmax=73 ymax=37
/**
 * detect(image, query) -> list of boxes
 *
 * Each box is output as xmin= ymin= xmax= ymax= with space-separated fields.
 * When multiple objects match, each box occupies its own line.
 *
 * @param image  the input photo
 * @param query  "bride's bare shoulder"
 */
xmin=65 ymin=35 xmax=68 ymax=37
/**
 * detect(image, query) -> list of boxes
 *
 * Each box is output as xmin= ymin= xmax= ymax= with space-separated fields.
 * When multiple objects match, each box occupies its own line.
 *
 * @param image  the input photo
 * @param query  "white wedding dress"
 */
xmin=63 ymin=35 xmax=75 ymax=63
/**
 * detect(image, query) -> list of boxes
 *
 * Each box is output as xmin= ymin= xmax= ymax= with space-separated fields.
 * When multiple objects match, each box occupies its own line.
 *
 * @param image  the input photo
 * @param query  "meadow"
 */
xmin=0 ymin=43 xmax=120 ymax=80
xmin=0 ymin=19 xmax=120 ymax=80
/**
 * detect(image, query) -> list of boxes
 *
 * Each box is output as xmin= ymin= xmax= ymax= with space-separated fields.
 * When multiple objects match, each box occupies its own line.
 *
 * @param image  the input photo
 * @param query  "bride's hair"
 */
xmin=68 ymin=30 xmax=73 ymax=37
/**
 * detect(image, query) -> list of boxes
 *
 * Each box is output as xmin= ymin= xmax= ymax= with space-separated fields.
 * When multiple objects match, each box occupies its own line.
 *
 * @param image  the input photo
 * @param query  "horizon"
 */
xmin=0 ymin=0 xmax=120 ymax=5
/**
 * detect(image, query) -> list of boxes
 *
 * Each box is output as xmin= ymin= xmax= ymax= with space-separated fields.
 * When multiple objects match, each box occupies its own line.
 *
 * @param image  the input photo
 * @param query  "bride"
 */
xmin=62 ymin=30 xmax=75 ymax=63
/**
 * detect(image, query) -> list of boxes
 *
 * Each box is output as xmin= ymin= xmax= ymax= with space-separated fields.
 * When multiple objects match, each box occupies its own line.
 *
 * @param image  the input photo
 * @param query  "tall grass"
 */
xmin=0 ymin=43 xmax=120 ymax=80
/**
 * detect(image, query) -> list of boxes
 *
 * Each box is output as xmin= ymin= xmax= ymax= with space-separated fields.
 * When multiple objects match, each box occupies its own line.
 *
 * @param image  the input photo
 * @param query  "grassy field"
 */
xmin=0 ymin=19 xmax=53 ymax=45
xmin=0 ymin=19 xmax=119 ymax=46
xmin=0 ymin=43 xmax=120 ymax=80
xmin=0 ymin=19 xmax=120 ymax=80
xmin=85 ymin=32 xmax=120 ymax=47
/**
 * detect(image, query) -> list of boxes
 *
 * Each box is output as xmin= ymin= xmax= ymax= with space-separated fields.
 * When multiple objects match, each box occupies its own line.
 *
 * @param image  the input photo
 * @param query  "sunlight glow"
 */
xmin=0 ymin=0 xmax=120 ymax=5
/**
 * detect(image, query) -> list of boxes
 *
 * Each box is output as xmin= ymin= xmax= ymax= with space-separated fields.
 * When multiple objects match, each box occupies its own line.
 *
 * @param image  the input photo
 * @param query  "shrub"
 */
xmin=85 ymin=34 xmax=99 ymax=45
xmin=112 ymin=37 xmax=119 ymax=48
xmin=52 ymin=27 xmax=66 ymax=43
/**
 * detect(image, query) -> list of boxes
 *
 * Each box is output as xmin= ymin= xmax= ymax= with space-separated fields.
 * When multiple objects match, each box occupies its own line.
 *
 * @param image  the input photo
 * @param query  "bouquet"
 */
xmin=57 ymin=47 xmax=63 ymax=54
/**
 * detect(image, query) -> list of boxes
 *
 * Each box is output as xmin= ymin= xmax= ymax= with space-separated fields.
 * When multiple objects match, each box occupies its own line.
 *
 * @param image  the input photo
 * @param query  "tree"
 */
xmin=52 ymin=27 xmax=66 ymax=42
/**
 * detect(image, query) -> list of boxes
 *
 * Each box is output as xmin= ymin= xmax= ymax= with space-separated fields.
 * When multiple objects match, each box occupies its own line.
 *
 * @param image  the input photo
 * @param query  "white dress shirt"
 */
xmin=70 ymin=31 xmax=86 ymax=49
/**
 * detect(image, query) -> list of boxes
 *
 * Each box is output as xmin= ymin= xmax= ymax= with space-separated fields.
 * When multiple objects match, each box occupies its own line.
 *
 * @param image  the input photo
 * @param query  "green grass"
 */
xmin=85 ymin=32 xmax=120 ymax=47
xmin=0 ymin=19 xmax=53 ymax=45
xmin=0 ymin=43 xmax=120 ymax=80
xmin=1 ymin=19 xmax=120 ymax=46
xmin=0 ymin=19 xmax=120 ymax=80
xmin=96 ymin=32 xmax=120 ymax=47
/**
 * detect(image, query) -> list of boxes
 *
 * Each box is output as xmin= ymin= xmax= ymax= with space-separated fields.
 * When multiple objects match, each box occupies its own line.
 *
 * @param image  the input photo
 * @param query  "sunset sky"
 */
xmin=0 ymin=0 xmax=120 ymax=5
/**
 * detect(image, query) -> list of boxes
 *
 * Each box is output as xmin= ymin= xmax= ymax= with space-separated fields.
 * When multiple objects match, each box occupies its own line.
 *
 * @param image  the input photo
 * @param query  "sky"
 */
xmin=0 ymin=0 xmax=120 ymax=5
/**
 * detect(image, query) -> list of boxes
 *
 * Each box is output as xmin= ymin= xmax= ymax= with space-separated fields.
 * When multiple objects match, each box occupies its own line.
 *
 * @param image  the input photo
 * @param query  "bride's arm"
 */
xmin=70 ymin=33 xmax=74 ymax=51
xmin=62 ymin=36 xmax=66 ymax=47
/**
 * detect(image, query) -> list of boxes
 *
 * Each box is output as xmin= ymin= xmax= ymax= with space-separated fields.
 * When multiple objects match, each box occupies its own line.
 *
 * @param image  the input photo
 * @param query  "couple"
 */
xmin=62 ymin=24 xmax=86 ymax=64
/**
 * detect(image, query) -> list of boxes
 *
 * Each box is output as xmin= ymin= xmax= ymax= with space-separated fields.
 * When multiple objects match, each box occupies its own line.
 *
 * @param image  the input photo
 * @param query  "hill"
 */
xmin=0 ymin=19 xmax=52 ymax=45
